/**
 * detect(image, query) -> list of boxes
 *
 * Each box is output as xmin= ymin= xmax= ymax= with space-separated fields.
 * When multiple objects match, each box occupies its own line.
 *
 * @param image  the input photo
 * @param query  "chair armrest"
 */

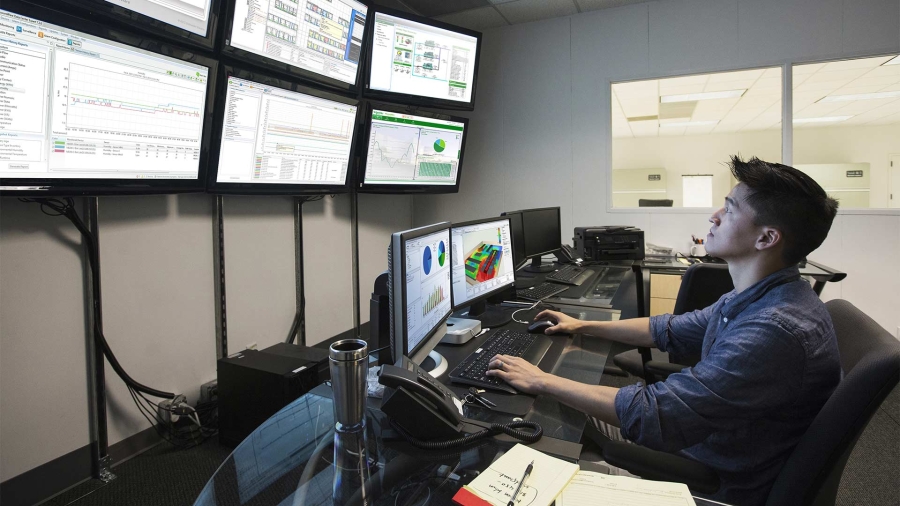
xmin=602 ymin=440 xmax=720 ymax=494
xmin=644 ymin=360 xmax=686 ymax=379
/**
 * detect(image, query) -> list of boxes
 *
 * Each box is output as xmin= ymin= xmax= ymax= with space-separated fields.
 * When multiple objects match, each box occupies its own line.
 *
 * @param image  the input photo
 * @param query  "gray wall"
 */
xmin=0 ymin=193 xmax=410 ymax=481
xmin=414 ymin=0 xmax=900 ymax=336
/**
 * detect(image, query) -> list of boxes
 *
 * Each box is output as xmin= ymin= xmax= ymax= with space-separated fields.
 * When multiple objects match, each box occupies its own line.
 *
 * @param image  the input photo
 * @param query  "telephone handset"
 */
xmin=557 ymin=243 xmax=583 ymax=265
xmin=378 ymin=358 xmax=465 ymax=441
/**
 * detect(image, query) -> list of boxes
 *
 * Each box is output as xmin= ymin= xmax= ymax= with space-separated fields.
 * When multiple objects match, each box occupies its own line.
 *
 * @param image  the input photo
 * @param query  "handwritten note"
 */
xmin=462 ymin=444 xmax=579 ymax=506
xmin=556 ymin=471 xmax=697 ymax=506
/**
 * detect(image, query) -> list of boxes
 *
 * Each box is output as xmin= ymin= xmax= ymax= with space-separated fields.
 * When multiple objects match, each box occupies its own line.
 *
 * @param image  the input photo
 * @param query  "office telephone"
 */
xmin=378 ymin=357 xmax=544 ymax=449
xmin=556 ymin=243 xmax=582 ymax=264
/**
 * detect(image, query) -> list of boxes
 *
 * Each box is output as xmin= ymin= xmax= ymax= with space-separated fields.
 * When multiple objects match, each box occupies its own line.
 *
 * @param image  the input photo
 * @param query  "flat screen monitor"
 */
xmin=503 ymin=207 xmax=561 ymax=273
xmin=49 ymin=0 xmax=220 ymax=50
xmin=363 ymin=7 xmax=481 ymax=111
xmin=358 ymin=104 xmax=468 ymax=194
xmin=206 ymin=67 xmax=359 ymax=195
xmin=0 ymin=4 xmax=216 ymax=196
xmin=222 ymin=0 xmax=369 ymax=92
xmin=388 ymin=222 xmax=452 ymax=365
xmin=450 ymin=218 xmax=515 ymax=310
xmin=501 ymin=211 xmax=527 ymax=270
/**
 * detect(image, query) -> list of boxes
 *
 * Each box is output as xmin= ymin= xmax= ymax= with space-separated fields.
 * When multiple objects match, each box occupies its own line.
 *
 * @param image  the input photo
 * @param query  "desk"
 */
xmin=515 ymin=261 xmax=634 ymax=309
xmin=632 ymin=258 xmax=846 ymax=318
xmin=195 ymin=307 xmax=627 ymax=506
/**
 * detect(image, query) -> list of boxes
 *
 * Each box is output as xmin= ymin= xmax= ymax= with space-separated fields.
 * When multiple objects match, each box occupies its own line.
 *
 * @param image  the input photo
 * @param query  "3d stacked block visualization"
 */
xmin=464 ymin=242 xmax=504 ymax=284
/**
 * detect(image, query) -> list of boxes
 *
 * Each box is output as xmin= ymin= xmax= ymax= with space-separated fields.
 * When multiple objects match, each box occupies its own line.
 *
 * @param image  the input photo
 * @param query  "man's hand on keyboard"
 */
xmin=485 ymin=355 xmax=548 ymax=395
xmin=533 ymin=310 xmax=581 ymax=335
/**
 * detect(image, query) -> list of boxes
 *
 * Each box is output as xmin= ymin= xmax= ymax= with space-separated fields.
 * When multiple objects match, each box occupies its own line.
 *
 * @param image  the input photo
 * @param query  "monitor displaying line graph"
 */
xmin=363 ymin=108 xmax=464 ymax=185
xmin=215 ymin=76 xmax=357 ymax=185
xmin=0 ymin=8 xmax=210 ymax=181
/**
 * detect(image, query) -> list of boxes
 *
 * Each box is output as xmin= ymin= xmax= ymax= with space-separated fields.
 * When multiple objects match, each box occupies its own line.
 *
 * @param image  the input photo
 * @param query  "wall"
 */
xmin=0 ymin=192 xmax=410 ymax=483
xmin=414 ymin=0 xmax=900 ymax=337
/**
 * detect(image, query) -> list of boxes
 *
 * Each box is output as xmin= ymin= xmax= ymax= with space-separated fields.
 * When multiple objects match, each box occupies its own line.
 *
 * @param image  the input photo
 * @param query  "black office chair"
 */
xmin=638 ymin=199 xmax=674 ymax=207
xmin=599 ymin=299 xmax=900 ymax=504
xmin=613 ymin=263 xmax=734 ymax=381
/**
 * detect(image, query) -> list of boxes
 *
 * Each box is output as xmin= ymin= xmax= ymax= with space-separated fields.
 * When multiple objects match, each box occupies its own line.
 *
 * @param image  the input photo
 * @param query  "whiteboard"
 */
xmin=683 ymin=175 xmax=713 ymax=207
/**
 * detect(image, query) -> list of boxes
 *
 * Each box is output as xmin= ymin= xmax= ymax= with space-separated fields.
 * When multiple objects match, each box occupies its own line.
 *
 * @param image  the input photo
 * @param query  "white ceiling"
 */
xmin=430 ymin=0 xmax=652 ymax=31
xmin=612 ymin=55 xmax=900 ymax=138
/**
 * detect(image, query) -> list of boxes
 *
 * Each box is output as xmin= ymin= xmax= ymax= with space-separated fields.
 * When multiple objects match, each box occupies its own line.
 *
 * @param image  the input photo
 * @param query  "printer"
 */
xmin=574 ymin=226 xmax=645 ymax=261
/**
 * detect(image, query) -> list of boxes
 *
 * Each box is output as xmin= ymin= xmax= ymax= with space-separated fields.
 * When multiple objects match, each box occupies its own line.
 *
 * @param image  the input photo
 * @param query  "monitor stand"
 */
xmin=523 ymin=256 xmax=556 ymax=273
xmin=463 ymin=299 xmax=512 ymax=328
xmin=417 ymin=351 xmax=449 ymax=378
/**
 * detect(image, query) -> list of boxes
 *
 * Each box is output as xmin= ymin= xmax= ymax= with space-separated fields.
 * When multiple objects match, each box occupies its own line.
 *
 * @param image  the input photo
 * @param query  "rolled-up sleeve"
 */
xmin=650 ymin=304 xmax=713 ymax=358
xmin=614 ymin=318 xmax=805 ymax=452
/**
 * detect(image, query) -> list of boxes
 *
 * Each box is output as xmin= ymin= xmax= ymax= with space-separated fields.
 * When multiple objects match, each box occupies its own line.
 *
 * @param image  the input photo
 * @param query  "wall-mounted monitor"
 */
xmin=206 ymin=66 xmax=359 ymax=195
xmin=0 ymin=3 xmax=217 ymax=196
xmin=46 ymin=0 xmax=221 ymax=51
xmin=357 ymin=103 xmax=468 ymax=194
xmin=363 ymin=7 xmax=481 ymax=111
xmin=222 ymin=0 xmax=369 ymax=93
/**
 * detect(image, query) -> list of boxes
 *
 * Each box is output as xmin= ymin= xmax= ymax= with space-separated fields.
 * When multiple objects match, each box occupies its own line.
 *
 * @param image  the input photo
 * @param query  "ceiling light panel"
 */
xmin=660 ymin=89 xmax=746 ymax=103
xmin=883 ymin=55 xmax=900 ymax=66
xmin=793 ymin=116 xmax=852 ymax=123
xmin=822 ymin=55 xmax=894 ymax=71
xmin=818 ymin=90 xmax=900 ymax=102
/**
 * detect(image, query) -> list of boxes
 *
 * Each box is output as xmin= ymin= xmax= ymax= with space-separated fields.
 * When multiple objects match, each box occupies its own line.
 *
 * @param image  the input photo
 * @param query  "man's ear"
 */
xmin=755 ymin=226 xmax=782 ymax=252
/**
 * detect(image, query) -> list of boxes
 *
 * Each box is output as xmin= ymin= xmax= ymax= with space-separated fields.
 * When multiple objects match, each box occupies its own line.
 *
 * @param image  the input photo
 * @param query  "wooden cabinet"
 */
xmin=650 ymin=273 xmax=682 ymax=316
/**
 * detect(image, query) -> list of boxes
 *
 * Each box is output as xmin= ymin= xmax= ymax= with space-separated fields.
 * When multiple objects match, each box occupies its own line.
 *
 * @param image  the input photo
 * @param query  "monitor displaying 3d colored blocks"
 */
xmin=451 ymin=218 xmax=516 ymax=307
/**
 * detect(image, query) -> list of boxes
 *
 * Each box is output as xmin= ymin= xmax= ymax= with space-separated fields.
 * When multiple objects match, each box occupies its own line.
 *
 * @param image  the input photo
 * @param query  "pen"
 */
xmin=507 ymin=460 xmax=534 ymax=506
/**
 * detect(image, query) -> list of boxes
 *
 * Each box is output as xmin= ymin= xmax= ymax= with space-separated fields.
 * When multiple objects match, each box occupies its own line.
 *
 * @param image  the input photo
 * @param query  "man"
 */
xmin=486 ymin=156 xmax=842 ymax=505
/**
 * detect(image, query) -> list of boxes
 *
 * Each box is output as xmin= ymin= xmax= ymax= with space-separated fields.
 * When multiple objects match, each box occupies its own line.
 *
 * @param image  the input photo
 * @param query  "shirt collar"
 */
xmin=721 ymin=265 xmax=802 ymax=319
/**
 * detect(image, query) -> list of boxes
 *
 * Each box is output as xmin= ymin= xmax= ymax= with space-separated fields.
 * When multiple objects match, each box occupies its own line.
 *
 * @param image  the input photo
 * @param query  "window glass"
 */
xmin=793 ymin=55 xmax=900 ymax=209
xmin=612 ymin=67 xmax=782 ymax=208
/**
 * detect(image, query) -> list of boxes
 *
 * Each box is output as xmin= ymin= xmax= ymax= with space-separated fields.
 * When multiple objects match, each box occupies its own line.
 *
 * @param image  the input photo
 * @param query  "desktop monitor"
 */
xmin=357 ymin=103 xmax=468 ymax=194
xmin=222 ymin=0 xmax=369 ymax=93
xmin=206 ymin=66 xmax=359 ymax=195
xmin=363 ymin=7 xmax=481 ymax=111
xmin=507 ymin=207 xmax=561 ymax=273
xmin=48 ymin=0 xmax=221 ymax=50
xmin=388 ymin=222 xmax=453 ymax=369
xmin=450 ymin=217 xmax=515 ymax=327
xmin=501 ymin=211 xmax=528 ymax=270
xmin=0 ymin=4 xmax=217 ymax=197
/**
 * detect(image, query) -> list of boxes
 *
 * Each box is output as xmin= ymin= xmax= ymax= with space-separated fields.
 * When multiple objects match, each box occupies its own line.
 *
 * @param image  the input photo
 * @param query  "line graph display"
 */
xmin=261 ymin=99 xmax=354 ymax=158
xmin=366 ymin=122 xmax=420 ymax=178
xmin=66 ymin=64 xmax=205 ymax=141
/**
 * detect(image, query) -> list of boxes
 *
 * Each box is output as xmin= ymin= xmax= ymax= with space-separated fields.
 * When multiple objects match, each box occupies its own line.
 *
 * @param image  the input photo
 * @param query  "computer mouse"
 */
xmin=527 ymin=320 xmax=555 ymax=334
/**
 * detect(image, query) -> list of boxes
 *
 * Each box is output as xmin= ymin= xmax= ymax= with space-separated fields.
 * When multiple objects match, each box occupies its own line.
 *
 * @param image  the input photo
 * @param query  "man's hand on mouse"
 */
xmin=486 ymin=354 xmax=547 ymax=394
xmin=533 ymin=310 xmax=581 ymax=335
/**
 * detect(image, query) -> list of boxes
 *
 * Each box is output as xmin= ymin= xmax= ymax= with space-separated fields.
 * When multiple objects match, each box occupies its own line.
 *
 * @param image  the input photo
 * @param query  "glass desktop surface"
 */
xmin=193 ymin=309 xmax=620 ymax=506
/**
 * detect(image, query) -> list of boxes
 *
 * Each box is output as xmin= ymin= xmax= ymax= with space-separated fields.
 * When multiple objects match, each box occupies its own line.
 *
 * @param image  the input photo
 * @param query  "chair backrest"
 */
xmin=765 ymin=299 xmax=900 ymax=506
xmin=670 ymin=263 xmax=734 ymax=365
xmin=638 ymin=199 xmax=674 ymax=207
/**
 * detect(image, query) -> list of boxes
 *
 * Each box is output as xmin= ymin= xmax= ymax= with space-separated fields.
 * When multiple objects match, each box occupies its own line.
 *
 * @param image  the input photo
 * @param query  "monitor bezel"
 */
xmin=205 ymin=65 xmax=361 ymax=196
xmin=393 ymin=222 xmax=453 ymax=362
xmin=44 ymin=0 xmax=222 ymax=52
xmin=219 ymin=0 xmax=372 ymax=95
xmin=361 ymin=6 xmax=482 ymax=111
xmin=521 ymin=206 xmax=563 ymax=258
xmin=450 ymin=217 xmax=515 ymax=311
xmin=356 ymin=101 xmax=469 ymax=194
xmin=0 ymin=1 xmax=218 ymax=197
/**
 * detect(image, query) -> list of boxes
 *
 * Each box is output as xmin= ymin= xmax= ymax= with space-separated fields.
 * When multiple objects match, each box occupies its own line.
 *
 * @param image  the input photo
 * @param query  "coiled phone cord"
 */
xmin=389 ymin=418 xmax=543 ymax=450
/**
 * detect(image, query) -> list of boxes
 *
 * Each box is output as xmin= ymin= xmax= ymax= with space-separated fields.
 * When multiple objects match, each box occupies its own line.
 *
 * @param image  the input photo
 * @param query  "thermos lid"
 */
xmin=329 ymin=339 xmax=368 ymax=361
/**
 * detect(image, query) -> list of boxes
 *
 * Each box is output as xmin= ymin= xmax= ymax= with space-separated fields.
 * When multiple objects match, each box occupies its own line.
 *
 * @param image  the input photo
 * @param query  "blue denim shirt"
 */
xmin=614 ymin=266 xmax=842 ymax=506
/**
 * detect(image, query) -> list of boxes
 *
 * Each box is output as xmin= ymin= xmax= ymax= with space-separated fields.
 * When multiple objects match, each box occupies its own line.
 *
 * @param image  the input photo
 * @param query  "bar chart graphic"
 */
xmin=422 ymin=284 xmax=446 ymax=316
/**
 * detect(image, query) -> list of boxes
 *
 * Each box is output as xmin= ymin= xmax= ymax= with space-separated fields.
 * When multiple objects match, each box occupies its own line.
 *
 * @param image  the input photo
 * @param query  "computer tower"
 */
xmin=217 ymin=347 xmax=327 ymax=447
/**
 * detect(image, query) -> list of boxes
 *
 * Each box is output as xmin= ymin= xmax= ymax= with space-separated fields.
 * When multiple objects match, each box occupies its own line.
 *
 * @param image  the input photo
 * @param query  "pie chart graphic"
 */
xmin=433 ymin=139 xmax=446 ymax=153
xmin=437 ymin=241 xmax=446 ymax=266
xmin=422 ymin=246 xmax=433 ymax=275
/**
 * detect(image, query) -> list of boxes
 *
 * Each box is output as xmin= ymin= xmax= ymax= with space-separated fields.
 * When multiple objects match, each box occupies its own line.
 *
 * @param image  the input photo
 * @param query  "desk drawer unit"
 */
xmin=650 ymin=273 xmax=682 ymax=316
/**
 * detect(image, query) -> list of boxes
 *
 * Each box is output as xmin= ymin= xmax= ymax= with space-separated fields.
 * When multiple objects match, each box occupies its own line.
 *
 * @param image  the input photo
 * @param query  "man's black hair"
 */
xmin=728 ymin=155 xmax=839 ymax=265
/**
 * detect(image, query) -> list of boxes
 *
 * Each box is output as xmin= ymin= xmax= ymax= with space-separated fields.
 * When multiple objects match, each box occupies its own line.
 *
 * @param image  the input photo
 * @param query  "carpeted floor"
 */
xmin=47 ymin=354 xmax=900 ymax=506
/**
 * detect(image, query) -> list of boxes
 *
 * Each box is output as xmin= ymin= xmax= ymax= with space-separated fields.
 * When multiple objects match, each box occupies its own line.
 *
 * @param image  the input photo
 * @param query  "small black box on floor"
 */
xmin=217 ymin=347 xmax=327 ymax=448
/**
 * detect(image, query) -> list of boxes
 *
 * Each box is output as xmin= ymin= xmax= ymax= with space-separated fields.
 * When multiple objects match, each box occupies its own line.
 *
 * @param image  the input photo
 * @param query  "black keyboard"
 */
xmin=449 ymin=329 xmax=553 ymax=394
xmin=516 ymin=282 xmax=568 ymax=301
xmin=546 ymin=264 xmax=592 ymax=285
